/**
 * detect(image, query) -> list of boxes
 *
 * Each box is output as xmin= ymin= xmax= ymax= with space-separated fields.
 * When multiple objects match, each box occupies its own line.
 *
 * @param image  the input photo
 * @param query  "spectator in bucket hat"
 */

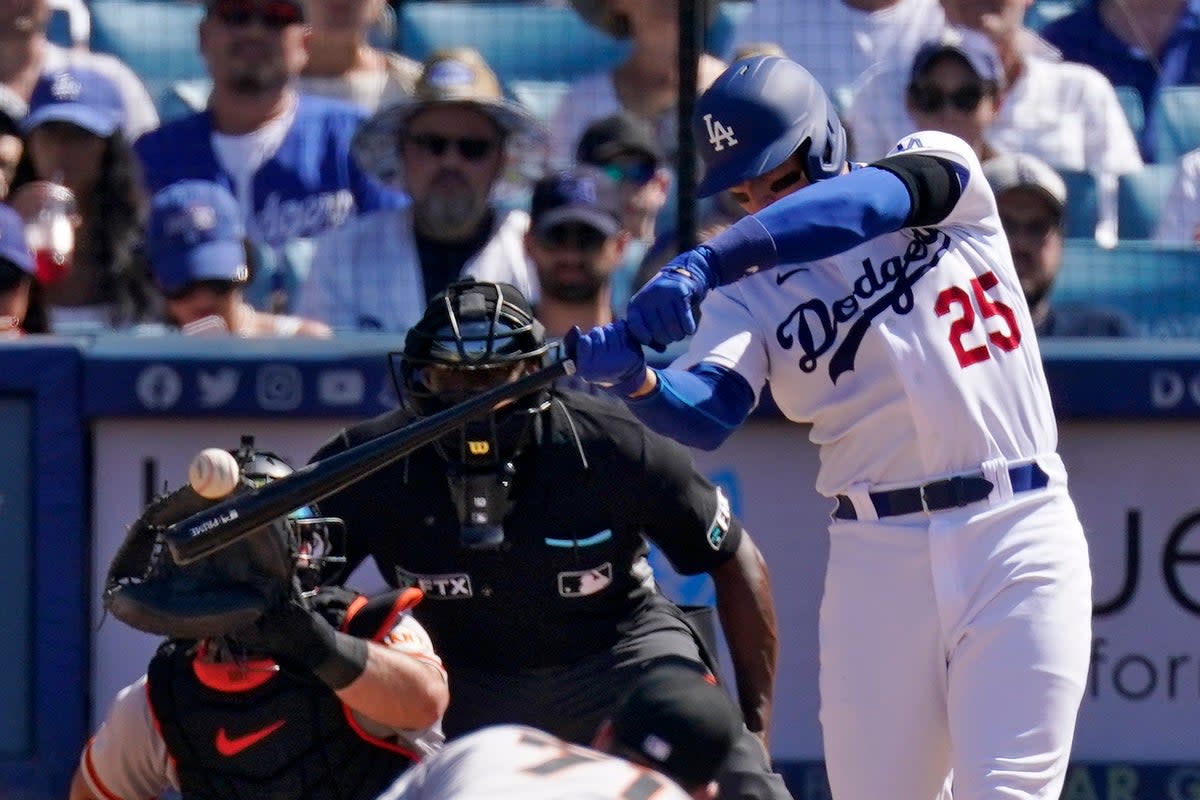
xmin=300 ymin=48 xmax=543 ymax=333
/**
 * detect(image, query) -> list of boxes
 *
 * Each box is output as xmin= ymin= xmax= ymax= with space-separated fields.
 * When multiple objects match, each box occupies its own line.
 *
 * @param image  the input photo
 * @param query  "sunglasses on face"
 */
xmin=405 ymin=133 xmax=499 ymax=162
xmin=908 ymin=83 xmax=987 ymax=114
xmin=209 ymin=0 xmax=304 ymax=30
xmin=598 ymin=161 xmax=656 ymax=186
xmin=162 ymin=279 xmax=239 ymax=301
xmin=536 ymin=223 xmax=609 ymax=252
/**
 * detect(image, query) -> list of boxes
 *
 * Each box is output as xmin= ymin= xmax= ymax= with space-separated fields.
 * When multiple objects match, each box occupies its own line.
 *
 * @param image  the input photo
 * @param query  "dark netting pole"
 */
xmin=676 ymin=0 xmax=704 ymax=251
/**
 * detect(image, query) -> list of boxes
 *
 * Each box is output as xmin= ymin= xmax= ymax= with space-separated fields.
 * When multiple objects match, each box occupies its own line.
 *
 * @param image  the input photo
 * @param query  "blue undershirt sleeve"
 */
xmin=702 ymin=166 xmax=914 ymax=285
xmin=625 ymin=363 xmax=756 ymax=451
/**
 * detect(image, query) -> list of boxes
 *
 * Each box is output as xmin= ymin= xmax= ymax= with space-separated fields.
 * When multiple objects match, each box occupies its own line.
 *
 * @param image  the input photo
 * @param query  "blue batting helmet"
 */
xmin=692 ymin=56 xmax=847 ymax=197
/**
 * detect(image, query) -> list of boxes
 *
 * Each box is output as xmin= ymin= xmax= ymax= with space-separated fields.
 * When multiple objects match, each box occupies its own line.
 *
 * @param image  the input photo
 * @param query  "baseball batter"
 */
xmin=569 ymin=55 xmax=1093 ymax=800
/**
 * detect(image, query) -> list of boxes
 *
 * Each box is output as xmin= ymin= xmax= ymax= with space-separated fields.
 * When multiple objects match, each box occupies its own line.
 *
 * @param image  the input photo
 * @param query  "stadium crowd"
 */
xmin=0 ymin=0 xmax=1197 ymax=339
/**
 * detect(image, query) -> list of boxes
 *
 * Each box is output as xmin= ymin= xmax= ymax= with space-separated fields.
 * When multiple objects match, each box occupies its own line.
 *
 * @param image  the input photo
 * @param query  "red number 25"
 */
xmin=934 ymin=270 xmax=1022 ymax=368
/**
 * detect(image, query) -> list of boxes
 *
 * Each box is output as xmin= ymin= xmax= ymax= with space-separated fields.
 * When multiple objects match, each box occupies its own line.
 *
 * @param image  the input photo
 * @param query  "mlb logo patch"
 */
xmin=558 ymin=562 xmax=613 ymax=597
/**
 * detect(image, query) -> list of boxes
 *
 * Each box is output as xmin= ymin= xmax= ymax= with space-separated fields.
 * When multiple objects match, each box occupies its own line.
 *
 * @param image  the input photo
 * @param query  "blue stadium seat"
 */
xmin=1117 ymin=164 xmax=1176 ymax=239
xmin=46 ymin=8 xmax=74 ymax=48
xmin=398 ymin=2 xmax=629 ymax=84
xmin=508 ymin=79 xmax=571 ymax=123
xmin=1150 ymin=86 xmax=1200 ymax=163
xmin=89 ymin=0 xmax=206 ymax=114
xmin=1058 ymin=169 xmax=1100 ymax=239
xmin=1054 ymin=240 xmax=1200 ymax=336
xmin=1114 ymin=85 xmax=1144 ymax=137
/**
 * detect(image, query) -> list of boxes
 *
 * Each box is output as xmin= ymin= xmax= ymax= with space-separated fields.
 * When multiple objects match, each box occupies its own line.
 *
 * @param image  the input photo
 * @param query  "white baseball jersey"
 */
xmin=377 ymin=724 xmax=692 ymax=800
xmin=676 ymin=130 xmax=1057 ymax=498
xmin=675 ymin=129 xmax=1092 ymax=800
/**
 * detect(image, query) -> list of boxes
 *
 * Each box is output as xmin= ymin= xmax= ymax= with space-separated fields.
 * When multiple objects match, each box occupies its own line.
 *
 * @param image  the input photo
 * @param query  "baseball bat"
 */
xmin=164 ymin=357 xmax=574 ymax=565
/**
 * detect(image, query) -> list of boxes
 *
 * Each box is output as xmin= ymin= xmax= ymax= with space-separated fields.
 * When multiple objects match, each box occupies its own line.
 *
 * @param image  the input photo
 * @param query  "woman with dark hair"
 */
xmin=0 ymin=203 xmax=49 ymax=337
xmin=8 ymin=66 xmax=156 ymax=331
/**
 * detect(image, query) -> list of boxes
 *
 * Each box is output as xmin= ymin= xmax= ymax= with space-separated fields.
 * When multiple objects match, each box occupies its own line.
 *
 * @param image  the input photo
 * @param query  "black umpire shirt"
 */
xmin=311 ymin=388 xmax=742 ymax=671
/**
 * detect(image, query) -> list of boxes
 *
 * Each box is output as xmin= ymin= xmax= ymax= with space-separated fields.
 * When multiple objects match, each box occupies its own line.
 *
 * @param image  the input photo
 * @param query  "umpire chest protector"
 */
xmin=146 ymin=587 xmax=416 ymax=800
xmin=325 ymin=390 xmax=740 ymax=671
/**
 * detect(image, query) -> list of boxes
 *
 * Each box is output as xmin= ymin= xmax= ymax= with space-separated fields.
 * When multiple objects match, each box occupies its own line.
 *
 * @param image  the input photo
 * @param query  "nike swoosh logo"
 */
xmin=776 ymin=266 xmax=809 ymax=285
xmin=215 ymin=720 xmax=286 ymax=756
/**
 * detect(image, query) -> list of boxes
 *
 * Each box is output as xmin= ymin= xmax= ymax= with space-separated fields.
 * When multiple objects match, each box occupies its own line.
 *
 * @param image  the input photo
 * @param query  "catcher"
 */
xmin=71 ymin=439 xmax=448 ymax=800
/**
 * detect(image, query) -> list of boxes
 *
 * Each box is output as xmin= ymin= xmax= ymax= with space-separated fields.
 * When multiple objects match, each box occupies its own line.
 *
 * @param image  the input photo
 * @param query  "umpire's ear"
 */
xmin=591 ymin=719 xmax=616 ymax=752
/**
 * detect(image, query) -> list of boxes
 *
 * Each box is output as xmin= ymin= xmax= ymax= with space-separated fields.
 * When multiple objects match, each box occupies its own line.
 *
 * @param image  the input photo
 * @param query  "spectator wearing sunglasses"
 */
xmin=0 ymin=202 xmax=49 ymax=337
xmin=984 ymin=153 xmax=1135 ymax=338
xmin=905 ymin=34 xmax=1004 ymax=162
xmin=0 ymin=0 xmax=159 ymax=140
xmin=146 ymin=180 xmax=331 ymax=337
xmin=525 ymin=167 xmax=630 ymax=339
xmin=577 ymin=113 xmax=670 ymax=246
xmin=848 ymin=0 xmax=1141 ymax=246
xmin=575 ymin=112 xmax=670 ymax=310
xmin=297 ymin=48 xmax=544 ymax=332
xmin=133 ymin=0 xmax=405 ymax=314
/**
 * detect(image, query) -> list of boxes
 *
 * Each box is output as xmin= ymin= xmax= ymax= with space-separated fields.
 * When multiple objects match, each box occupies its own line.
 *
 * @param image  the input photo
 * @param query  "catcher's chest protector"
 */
xmin=146 ymin=594 xmax=415 ymax=800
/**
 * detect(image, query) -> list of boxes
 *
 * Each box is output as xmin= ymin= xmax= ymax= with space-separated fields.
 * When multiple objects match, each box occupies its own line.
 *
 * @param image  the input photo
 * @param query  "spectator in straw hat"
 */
xmin=297 ymin=47 xmax=546 ymax=332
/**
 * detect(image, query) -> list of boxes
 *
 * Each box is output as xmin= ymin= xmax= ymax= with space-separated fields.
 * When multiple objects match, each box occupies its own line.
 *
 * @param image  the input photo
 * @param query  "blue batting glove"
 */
xmin=627 ymin=247 xmax=717 ymax=349
xmin=564 ymin=321 xmax=648 ymax=397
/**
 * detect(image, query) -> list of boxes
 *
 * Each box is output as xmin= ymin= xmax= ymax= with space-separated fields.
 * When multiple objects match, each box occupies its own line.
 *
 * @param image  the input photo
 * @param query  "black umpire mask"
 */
xmin=395 ymin=280 xmax=551 ymax=549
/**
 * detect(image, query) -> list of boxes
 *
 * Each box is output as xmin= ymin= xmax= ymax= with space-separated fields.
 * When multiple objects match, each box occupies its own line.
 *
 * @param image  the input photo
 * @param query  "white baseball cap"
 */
xmin=983 ymin=153 xmax=1068 ymax=216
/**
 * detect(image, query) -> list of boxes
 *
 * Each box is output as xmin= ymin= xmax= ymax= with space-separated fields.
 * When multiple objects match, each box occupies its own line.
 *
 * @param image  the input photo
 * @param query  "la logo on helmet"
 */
xmin=704 ymin=114 xmax=738 ymax=151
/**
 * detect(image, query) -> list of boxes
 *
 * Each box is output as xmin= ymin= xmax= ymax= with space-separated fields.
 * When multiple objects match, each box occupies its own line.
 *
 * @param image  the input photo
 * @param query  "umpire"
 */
xmin=312 ymin=280 xmax=791 ymax=799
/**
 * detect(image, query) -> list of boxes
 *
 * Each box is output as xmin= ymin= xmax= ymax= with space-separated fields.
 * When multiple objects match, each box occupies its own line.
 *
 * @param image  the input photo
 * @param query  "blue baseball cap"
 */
xmin=530 ymin=167 xmax=622 ymax=237
xmin=145 ymin=181 xmax=249 ymax=293
xmin=0 ymin=203 xmax=34 ymax=276
xmin=23 ymin=67 xmax=126 ymax=138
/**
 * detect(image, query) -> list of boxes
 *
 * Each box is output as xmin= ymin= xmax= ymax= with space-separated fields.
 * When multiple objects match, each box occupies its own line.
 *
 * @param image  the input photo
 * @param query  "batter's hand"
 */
xmin=564 ymin=321 xmax=648 ymax=397
xmin=627 ymin=247 xmax=717 ymax=348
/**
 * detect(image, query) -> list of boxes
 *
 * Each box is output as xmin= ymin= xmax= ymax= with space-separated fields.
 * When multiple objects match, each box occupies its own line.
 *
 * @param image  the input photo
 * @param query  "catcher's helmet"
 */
xmin=693 ymin=55 xmax=847 ymax=197
xmin=230 ymin=436 xmax=345 ymax=590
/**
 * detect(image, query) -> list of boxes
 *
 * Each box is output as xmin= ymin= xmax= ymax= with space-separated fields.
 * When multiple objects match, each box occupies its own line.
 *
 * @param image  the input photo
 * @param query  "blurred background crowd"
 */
xmin=1 ymin=0 xmax=1199 ymax=342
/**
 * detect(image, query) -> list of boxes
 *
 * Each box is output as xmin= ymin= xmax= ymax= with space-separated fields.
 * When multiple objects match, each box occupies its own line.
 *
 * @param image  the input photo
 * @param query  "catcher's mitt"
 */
xmin=103 ymin=479 xmax=298 ymax=640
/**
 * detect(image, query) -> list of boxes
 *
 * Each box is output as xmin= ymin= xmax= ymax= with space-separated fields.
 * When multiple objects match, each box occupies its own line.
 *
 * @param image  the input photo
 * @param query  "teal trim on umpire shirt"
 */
xmin=545 ymin=530 xmax=613 ymax=548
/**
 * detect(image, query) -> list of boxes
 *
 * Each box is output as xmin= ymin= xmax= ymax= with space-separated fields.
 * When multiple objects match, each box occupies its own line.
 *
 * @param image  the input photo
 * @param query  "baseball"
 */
xmin=188 ymin=448 xmax=240 ymax=499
